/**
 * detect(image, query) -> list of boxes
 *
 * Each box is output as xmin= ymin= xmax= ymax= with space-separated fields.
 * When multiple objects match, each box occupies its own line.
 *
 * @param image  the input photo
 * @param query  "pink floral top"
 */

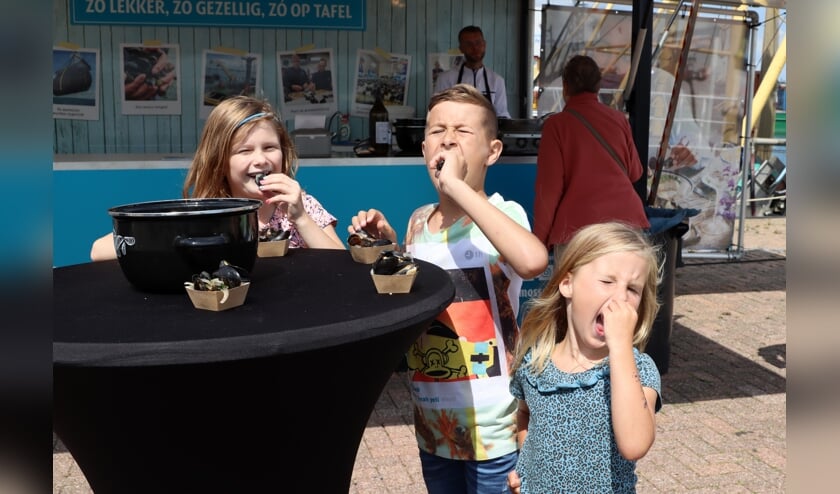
xmin=261 ymin=193 xmax=337 ymax=248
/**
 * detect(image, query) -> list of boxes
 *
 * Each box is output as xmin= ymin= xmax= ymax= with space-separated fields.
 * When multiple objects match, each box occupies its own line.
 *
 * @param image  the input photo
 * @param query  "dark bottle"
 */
xmin=368 ymin=93 xmax=391 ymax=156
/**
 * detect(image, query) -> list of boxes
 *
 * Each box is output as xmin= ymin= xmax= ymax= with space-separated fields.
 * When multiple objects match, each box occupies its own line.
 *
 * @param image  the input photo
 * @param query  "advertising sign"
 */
xmin=70 ymin=0 xmax=366 ymax=30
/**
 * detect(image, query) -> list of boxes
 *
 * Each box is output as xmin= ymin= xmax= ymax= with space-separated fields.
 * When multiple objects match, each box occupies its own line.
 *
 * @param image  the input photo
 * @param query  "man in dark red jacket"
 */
xmin=533 ymin=55 xmax=649 ymax=262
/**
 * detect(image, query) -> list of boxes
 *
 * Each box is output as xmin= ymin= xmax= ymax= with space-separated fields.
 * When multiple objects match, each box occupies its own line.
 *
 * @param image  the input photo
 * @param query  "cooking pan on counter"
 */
xmin=496 ymin=118 xmax=546 ymax=135
xmin=108 ymin=198 xmax=261 ymax=292
xmin=393 ymin=118 xmax=426 ymax=154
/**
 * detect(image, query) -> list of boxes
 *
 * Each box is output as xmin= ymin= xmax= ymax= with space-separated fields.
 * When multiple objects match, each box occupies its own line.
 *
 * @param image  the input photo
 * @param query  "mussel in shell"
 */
xmin=255 ymin=172 xmax=270 ymax=187
xmin=348 ymin=229 xmax=392 ymax=248
xmin=188 ymin=260 xmax=250 ymax=291
xmin=260 ymin=226 xmax=291 ymax=242
xmin=372 ymin=250 xmax=418 ymax=276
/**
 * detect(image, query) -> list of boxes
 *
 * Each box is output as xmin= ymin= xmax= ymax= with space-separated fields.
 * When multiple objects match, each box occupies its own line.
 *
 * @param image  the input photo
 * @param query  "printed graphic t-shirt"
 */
xmin=404 ymin=193 xmax=529 ymax=461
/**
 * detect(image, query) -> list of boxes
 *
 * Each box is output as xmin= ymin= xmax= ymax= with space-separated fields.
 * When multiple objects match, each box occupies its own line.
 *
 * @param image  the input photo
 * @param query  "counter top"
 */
xmin=53 ymin=153 xmax=536 ymax=170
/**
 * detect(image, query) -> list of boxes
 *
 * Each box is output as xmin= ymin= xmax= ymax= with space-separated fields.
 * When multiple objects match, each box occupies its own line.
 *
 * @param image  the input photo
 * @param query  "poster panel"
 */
xmin=199 ymin=49 xmax=262 ymax=120
xmin=120 ymin=43 xmax=182 ymax=115
xmin=539 ymin=5 xmax=749 ymax=252
xmin=277 ymin=49 xmax=337 ymax=117
xmin=428 ymin=52 xmax=463 ymax=94
xmin=352 ymin=49 xmax=411 ymax=117
xmin=53 ymin=47 xmax=99 ymax=120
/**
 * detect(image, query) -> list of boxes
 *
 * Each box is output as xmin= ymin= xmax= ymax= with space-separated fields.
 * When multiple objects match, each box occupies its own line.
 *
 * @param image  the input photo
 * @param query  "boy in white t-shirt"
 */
xmin=348 ymin=84 xmax=548 ymax=493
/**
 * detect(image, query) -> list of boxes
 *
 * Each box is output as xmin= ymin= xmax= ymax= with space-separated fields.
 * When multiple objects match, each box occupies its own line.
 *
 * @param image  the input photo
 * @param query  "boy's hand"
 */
xmin=428 ymin=151 xmax=468 ymax=194
xmin=348 ymin=209 xmax=398 ymax=245
xmin=507 ymin=470 xmax=521 ymax=494
xmin=432 ymin=151 xmax=466 ymax=177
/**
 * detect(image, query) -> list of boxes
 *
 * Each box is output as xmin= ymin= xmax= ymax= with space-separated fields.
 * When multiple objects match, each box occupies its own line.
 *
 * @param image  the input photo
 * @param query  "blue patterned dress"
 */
xmin=510 ymin=347 xmax=661 ymax=493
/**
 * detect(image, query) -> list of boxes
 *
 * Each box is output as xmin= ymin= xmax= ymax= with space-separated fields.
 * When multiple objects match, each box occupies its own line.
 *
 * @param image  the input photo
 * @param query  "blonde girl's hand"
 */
xmin=259 ymin=173 xmax=305 ymax=222
xmin=601 ymin=298 xmax=638 ymax=352
xmin=507 ymin=470 xmax=521 ymax=494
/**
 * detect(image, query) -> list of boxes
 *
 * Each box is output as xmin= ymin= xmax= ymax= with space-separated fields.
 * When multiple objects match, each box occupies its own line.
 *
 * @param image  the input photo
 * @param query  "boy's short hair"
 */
xmin=562 ymin=55 xmax=602 ymax=96
xmin=428 ymin=83 xmax=498 ymax=138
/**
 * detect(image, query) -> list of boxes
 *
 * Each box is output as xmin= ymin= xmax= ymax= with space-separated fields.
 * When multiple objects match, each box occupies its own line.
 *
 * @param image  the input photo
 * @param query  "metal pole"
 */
xmin=738 ymin=14 xmax=759 ymax=252
xmin=682 ymin=251 xmax=743 ymax=261
xmin=629 ymin=0 xmax=653 ymax=203
xmin=647 ymin=0 xmax=702 ymax=206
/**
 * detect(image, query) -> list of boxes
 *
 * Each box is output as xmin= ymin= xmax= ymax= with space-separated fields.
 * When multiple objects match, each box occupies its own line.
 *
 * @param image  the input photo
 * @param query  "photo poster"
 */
xmin=537 ymin=7 xmax=634 ymax=115
xmin=120 ymin=43 xmax=182 ymax=115
xmin=277 ymin=48 xmax=337 ymax=117
xmin=540 ymin=5 xmax=750 ymax=253
xmin=428 ymin=52 xmax=463 ymax=94
xmin=352 ymin=49 xmax=411 ymax=117
xmin=53 ymin=46 xmax=100 ymax=120
xmin=199 ymin=49 xmax=262 ymax=120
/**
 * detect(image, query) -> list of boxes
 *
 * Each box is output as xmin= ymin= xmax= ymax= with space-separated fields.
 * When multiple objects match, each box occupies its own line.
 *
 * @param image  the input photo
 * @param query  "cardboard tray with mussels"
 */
xmin=347 ymin=230 xmax=396 ymax=264
xmin=255 ymin=172 xmax=292 ymax=256
xmin=370 ymin=250 xmax=418 ymax=294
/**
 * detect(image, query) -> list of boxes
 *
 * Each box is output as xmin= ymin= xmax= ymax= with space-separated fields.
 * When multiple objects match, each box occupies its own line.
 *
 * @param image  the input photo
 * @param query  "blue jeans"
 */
xmin=419 ymin=449 xmax=518 ymax=494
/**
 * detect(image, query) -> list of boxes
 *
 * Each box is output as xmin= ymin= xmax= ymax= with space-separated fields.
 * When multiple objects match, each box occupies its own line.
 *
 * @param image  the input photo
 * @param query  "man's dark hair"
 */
xmin=562 ymin=55 xmax=602 ymax=95
xmin=458 ymin=25 xmax=484 ymax=42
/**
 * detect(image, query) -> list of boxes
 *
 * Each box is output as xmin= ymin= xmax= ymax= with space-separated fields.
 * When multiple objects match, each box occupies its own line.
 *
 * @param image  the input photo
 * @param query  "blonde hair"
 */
xmin=183 ymin=96 xmax=297 ymax=198
xmin=511 ymin=222 xmax=662 ymax=375
xmin=427 ymin=83 xmax=498 ymax=139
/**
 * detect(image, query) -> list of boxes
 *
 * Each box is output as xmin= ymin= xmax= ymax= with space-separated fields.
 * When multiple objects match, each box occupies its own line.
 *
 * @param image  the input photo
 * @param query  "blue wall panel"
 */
xmin=54 ymin=162 xmax=538 ymax=266
xmin=54 ymin=160 xmax=549 ymax=316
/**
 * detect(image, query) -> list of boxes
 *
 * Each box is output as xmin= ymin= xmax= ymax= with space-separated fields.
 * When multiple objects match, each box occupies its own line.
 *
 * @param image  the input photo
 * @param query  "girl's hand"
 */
xmin=259 ymin=173 xmax=305 ymax=222
xmin=507 ymin=470 xmax=521 ymax=494
xmin=348 ymin=208 xmax=398 ymax=245
xmin=601 ymin=298 xmax=638 ymax=352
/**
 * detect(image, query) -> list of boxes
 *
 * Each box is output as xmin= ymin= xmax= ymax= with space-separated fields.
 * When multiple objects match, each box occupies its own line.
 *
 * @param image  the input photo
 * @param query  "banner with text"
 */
xmin=70 ymin=0 xmax=366 ymax=30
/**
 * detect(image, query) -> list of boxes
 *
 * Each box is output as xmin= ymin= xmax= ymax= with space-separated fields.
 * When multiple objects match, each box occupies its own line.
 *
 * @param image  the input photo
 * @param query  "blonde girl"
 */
xmin=507 ymin=221 xmax=662 ymax=493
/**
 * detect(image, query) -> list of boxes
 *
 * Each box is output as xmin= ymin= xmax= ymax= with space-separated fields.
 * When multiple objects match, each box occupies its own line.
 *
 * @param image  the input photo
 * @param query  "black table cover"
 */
xmin=53 ymin=249 xmax=454 ymax=493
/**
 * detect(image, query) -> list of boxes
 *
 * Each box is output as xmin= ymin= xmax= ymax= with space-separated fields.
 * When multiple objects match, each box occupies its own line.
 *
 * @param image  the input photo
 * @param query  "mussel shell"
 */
xmin=274 ymin=229 xmax=291 ymax=241
xmin=255 ymin=172 xmax=270 ymax=187
xmin=347 ymin=230 xmax=369 ymax=247
xmin=259 ymin=226 xmax=291 ymax=242
xmin=191 ymin=271 xmax=214 ymax=290
xmin=211 ymin=260 xmax=250 ymax=288
xmin=372 ymin=250 xmax=416 ymax=275
xmin=348 ymin=230 xmax=391 ymax=248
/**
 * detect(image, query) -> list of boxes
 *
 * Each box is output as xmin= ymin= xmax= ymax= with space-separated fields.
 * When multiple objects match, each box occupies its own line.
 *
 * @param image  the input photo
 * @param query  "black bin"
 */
xmin=644 ymin=207 xmax=693 ymax=374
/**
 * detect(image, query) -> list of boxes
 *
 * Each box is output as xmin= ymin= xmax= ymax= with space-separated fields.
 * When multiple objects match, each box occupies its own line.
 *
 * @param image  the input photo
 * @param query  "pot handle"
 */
xmin=173 ymin=234 xmax=231 ymax=249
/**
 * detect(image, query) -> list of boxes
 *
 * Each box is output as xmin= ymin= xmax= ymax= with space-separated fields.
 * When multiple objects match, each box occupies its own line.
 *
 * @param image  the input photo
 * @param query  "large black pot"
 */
xmin=108 ymin=198 xmax=261 ymax=292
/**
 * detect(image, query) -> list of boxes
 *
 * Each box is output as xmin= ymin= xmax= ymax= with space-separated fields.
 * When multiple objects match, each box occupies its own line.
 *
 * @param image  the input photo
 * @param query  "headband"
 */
xmin=235 ymin=112 xmax=269 ymax=130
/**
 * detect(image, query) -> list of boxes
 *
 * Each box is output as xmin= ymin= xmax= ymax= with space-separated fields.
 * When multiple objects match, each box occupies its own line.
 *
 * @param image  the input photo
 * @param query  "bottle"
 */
xmin=338 ymin=113 xmax=351 ymax=144
xmin=368 ymin=92 xmax=390 ymax=156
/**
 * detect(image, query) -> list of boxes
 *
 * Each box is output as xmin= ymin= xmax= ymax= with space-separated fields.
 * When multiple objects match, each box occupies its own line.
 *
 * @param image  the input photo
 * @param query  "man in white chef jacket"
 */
xmin=434 ymin=25 xmax=511 ymax=118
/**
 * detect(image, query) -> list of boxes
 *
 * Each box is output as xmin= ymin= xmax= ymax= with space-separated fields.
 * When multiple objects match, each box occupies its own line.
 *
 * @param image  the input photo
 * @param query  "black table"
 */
xmin=53 ymin=249 xmax=454 ymax=493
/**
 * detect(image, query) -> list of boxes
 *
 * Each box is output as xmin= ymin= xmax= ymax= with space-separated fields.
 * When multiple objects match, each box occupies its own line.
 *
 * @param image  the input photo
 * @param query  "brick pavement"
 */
xmin=53 ymin=217 xmax=786 ymax=494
